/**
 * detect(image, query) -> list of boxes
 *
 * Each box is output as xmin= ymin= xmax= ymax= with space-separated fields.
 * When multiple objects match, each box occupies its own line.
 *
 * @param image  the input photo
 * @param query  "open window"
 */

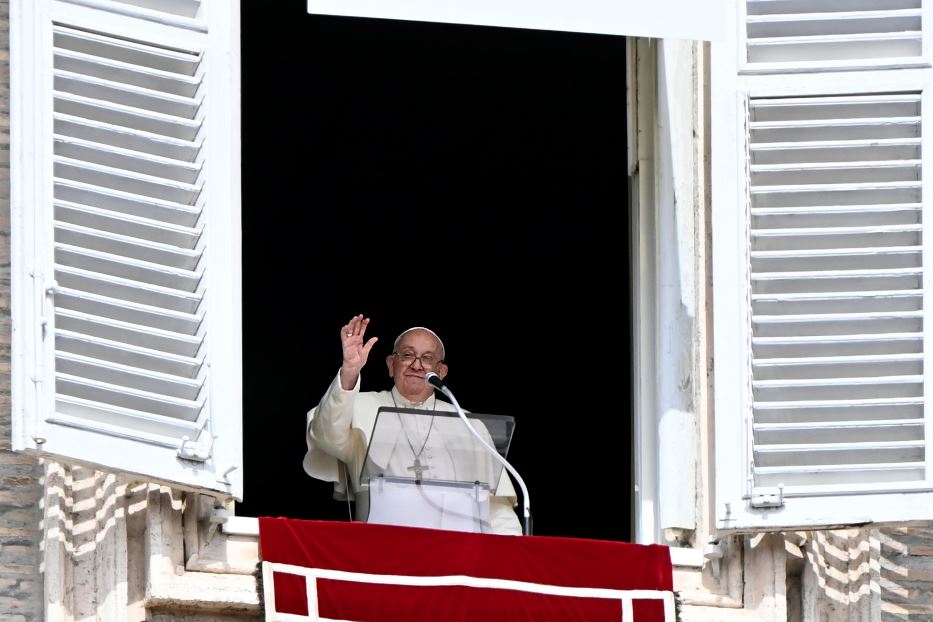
xmin=713 ymin=0 xmax=933 ymax=530
xmin=10 ymin=0 xmax=242 ymax=498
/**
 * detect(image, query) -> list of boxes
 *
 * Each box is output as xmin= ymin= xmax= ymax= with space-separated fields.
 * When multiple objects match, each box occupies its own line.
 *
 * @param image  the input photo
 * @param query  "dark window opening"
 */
xmin=239 ymin=2 xmax=632 ymax=541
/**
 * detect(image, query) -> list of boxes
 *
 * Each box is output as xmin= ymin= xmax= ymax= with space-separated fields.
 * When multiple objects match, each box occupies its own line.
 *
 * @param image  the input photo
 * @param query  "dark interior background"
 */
xmin=237 ymin=1 xmax=632 ymax=541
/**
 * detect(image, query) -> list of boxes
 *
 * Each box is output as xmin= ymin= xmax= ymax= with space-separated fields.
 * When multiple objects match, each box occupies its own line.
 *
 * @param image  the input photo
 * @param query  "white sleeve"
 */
xmin=489 ymin=497 xmax=522 ymax=535
xmin=307 ymin=371 xmax=360 ymax=462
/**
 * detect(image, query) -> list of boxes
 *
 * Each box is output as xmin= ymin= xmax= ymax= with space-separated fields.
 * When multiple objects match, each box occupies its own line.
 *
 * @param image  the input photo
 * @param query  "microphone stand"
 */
xmin=427 ymin=374 xmax=532 ymax=536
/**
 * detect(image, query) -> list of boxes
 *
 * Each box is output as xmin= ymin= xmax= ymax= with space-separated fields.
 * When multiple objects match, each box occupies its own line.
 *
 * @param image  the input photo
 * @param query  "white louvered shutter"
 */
xmin=713 ymin=0 xmax=933 ymax=530
xmin=11 ymin=0 xmax=243 ymax=498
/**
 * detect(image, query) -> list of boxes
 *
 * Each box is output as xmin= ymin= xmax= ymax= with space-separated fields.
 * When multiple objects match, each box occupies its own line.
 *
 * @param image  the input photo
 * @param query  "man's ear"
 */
xmin=437 ymin=363 xmax=449 ymax=380
xmin=386 ymin=354 xmax=396 ymax=377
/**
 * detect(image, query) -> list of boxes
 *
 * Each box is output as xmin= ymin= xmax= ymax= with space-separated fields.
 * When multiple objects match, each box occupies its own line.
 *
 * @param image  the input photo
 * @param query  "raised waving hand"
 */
xmin=339 ymin=314 xmax=378 ymax=390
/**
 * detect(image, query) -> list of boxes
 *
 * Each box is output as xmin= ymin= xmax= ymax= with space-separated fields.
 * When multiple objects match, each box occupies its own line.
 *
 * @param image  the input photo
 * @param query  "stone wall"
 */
xmin=0 ymin=0 xmax=45 ymax=619
xmin=41 ymin=464 xmax=260 ymax=621
xmin=791 ymin=527 xmax=933 ymax=622
xmin=877 ymin=527 xmax=933 ymax=621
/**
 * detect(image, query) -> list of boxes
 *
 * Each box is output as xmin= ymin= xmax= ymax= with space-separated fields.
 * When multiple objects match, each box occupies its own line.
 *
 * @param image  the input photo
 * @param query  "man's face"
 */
xmin=386 ymin=330 xmax=448 ymax=402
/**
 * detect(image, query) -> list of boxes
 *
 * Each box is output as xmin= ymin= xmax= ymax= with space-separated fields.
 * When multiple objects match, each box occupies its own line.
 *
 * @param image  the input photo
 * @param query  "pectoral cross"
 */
xmin=407 ymin=457 xmax=429 ymax=480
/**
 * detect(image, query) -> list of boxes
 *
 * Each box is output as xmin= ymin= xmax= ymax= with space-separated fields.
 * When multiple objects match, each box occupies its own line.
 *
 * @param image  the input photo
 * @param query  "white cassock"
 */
xmin=304 ymin=372 xmax=521 ymax=535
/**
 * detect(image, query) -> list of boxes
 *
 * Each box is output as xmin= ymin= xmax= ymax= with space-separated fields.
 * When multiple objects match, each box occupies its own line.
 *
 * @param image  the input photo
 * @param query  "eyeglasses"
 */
xmin=394 ymin=351 xmax=443 ymax=370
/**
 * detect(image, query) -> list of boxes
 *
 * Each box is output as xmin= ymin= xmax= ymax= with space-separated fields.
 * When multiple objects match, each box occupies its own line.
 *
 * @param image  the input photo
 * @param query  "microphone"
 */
xmin=424 ymin=371 xmax=445 ymax=390
xmin=425 ymin=372 xmax=532 ymax=536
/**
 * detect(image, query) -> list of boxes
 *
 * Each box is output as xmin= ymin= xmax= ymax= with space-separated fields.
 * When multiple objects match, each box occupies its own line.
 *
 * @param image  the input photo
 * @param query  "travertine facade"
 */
xmin=41 ymin=464 xmax=260 ymax=620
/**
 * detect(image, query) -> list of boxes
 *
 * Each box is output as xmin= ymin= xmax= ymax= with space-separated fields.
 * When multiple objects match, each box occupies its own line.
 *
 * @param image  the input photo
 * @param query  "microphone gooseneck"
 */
xmin=426 ymin=373 xmax=532 ymax=536
xmin=424 ymin=371 xmax=445 ymax=390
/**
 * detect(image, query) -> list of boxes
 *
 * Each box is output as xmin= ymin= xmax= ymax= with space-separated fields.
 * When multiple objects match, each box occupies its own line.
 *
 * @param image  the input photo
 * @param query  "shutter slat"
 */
xmin=54 ymin=24 xmax=201 ymax=75
xmin=56 ymin=113 xmax=201 ymax=162
xmin=755 ymin=211 xmax=920 ymax=228
xmin=755 ymin=439 xmax=923 ymax=454
xmin=54 ymin=48 xmax=201 ymax=97
xmin=752 ymin=182 xmax=921 ymax=195
xmin=54 ymin=394 xmax=202 ymax=437
xmin=747 ymin=9 xmax=920 ymax=37
xmin=754 ymin=463 xmax=925 ymax=487
xmin=754 ymin=353 xmax=922 ymax=366
xmin=753 ymin=332 xmax=922 ymax=358
xmin=752 ymin=139 xmax=920 ymax=171
xmin=746 ymin=3 xmax=922 ymax=63
xmin=755 ymin=277 xmax=920 ymax=296
xmin=752 ymin=187 xmax=921 ymax=208
xmin=757 ymin=366 xmax=922 ymax=381
xmin=55 ymin=243 xmax=202 ymax=290
xmin=750 ymin=247 xmax=923 ymax=265
xmin=754 ymin=145 xmax=922 ymax=166
xmin=750 ymin=160 xmax=920 ymax=185
xmin=755 ymin=396 xmax=923 ymax=406
xmin=755 ymin=386 xmax=920 ymax=402
xmin=54 ymin=158 xmax=201 ymax=204
xmin=55 ymin=265 xmax=201 ymax=313
xmin=55 ymin=221 xmax=202 ymax=269
xmin=55 ymin=308 xmax=202 ymax=357
xmin=754 ymin=290 xmax=920 ymax=300
xmin=56 ymin=200 xmax=202 ymax=249
xmin=55 ymin=180 xmax=201 ymax=226
xmin=752 ymin=248 xmax=921 ymax=274
xmin=56 ymin=329 xmax=202 ymax=378
xmin=747 ymin=32 xmax=920 ymax=60
xmin=754 ymin=311 xmax=922 ymax=322
xmin=56 ymin=373 xmax=203 ymax=421
xmin=756 ymin=406 xmax=922 ymax=425
xmin=54 ymin=70 xmax=201 ymax=119
xmin=755 ymin=418 xmax=923 ymax=431
xmin=57 ymin=351 xmax=203 ymax=400
xmin=753 ymin=203 xmax=921 ymax=215
xmin=755 ymin=295 xmax=920 ymax=316
xmin=755 ymin=419 xmax=923 ymax=445
xmin=746 ymin=1 xmax=920 ymax=15
xmin=46 ymin=410 xmax=198 ymax=450
xmin=755 ymin=137 xmax=921 ymax=147
xmin=55 ymin=92 xmax=201 ymax=140
xmin=747 ymin=8 xmax=921 ymax=22
xmin=752 ymin=93 xmax=920 ymax=108
xmin=753 ymin=267 xmax=922 ymax=280
xmin=754 ymin=331 xmax=921 ymax=343
xmin=105 ymin=0 xmax=202 ymax=20
xmin=754 ymin=374 xmax=922 ymax=387
xmin=55 ymin=286 xmax=202 ymax=334
xmin=750 ymin=116 xmax=919 ymax=129
xmin=54 ymin=135 xmax=201 ymax=183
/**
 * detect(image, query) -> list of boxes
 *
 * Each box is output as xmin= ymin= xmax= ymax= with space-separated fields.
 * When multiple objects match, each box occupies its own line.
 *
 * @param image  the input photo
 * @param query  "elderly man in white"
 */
xmin=304 ymin=314 xmax=521 ymax=535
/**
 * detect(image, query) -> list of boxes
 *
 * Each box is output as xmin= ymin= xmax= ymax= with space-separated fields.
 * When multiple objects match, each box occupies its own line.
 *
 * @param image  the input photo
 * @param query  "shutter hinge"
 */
xmin=748 ymin=484 xmax=785 ymax=509
xmin=36 ymin=272 xmax=60 ymax=338
xmin=205 ymin=504 xmax=232 ymax=544
xmin=217 ymin=464 xmax=237 ymax=486
xmin=177 ymin=435 xmax=212 ymax=462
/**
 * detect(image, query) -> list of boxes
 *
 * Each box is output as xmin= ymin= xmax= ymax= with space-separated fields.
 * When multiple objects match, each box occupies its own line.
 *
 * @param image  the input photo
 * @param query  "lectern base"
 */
xmin=366 ymin=477 xmax=491 ymax=533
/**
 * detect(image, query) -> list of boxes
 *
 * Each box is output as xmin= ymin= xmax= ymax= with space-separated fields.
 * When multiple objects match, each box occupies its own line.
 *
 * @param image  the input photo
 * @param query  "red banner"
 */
xmin=259 ymin=518 xmax=675 ymax=621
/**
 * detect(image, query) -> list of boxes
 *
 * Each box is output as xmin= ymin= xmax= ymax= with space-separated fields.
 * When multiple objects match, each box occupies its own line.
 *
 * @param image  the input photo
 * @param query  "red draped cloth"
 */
xmin=259 ymin=518 xmax=675 ymax=621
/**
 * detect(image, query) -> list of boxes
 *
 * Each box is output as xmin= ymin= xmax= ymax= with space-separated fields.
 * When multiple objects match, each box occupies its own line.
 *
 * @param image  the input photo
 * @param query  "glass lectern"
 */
xmin=360 ymin=406 xmax=515 ymax=533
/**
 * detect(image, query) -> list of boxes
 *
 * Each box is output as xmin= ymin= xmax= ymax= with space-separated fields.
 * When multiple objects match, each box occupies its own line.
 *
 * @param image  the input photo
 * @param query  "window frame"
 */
xmin=304 ymin=0 xmax=729 ymax=41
